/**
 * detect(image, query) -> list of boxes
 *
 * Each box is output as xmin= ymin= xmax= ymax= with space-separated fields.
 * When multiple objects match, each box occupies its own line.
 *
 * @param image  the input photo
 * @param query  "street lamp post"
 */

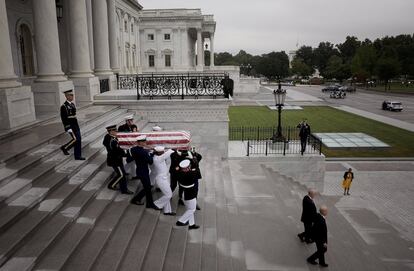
xmin=272 ymin=81 xmax=287 ymax=142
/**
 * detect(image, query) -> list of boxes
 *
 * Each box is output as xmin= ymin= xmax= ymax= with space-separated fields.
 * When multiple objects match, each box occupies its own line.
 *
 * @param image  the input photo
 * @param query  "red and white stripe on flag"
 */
xmin=117 ymin=131 xmax=191 ymax=150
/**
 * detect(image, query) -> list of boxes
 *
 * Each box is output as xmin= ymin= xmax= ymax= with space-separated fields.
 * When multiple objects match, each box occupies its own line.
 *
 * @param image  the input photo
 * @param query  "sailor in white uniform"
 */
xmin=152 ymin=146 xmax=175 ymax=215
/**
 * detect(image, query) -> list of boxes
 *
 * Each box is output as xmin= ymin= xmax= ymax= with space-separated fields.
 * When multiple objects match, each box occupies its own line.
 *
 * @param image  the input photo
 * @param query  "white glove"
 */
xmin=67 ymin=129 xmax=73 ymax=134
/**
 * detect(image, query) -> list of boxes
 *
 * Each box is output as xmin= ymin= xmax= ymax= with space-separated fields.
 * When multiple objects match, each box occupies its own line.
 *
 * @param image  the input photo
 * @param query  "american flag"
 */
xmin=117 ymin=131 xmax=191 ymax=150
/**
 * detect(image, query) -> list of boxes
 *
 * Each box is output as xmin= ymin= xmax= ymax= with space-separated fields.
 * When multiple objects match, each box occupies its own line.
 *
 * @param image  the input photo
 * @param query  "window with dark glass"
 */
xmin=164 ymin=33 xmax=171 ymax=40
xmin=149 ymin=55 xmax=155 ymax=67
xmin=148 ymin=34 xmax=154 ymax=41
xmin=165 ymin=55 xmax=171 ymax=67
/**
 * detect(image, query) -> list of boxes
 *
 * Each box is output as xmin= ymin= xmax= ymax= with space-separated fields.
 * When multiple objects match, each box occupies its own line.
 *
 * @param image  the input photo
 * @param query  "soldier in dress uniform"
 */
xmin=118 ymin=115 xmax=138 ymax=132
xmin=102 ymin=125 xmax=133 ymax=194
xmin=175 ymin=159 xmax=200 ymax=230
xmin=129 ymin=135 xmax=160 ymax=210
xmin=60 ymin=90 xmax=85 ymax=160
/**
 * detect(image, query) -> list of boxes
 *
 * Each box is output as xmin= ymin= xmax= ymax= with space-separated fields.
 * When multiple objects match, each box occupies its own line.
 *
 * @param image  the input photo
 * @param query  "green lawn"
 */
xmin=365 ymin=82 xmax=414 ymax=94
xmin=228 ymin=106 xmax=414 ymax=157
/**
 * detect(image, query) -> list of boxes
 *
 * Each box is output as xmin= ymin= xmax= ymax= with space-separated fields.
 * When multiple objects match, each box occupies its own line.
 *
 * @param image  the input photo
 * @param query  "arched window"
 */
xmin=124 ymin=20 xmax=128 ymax=32
xmin=19 ymin=24 xmax=34 ymax=76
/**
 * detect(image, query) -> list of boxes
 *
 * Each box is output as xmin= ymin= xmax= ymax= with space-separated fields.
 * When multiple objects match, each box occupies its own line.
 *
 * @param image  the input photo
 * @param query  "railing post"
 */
xmin=241 ymin=126 xmax=244 ymax=142
xmin=136 ymin=75 xmax=140 ymax=100
xmin=283 ymin=140 xmax=286 ymax=156
xmin=247 ymin=140 xmax=250 ymax=156
xmin=265 ymin=140 xmax=268 ymax=156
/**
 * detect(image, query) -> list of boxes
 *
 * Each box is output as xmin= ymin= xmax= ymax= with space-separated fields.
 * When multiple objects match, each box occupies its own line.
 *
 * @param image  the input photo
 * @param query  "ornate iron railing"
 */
xmin=229 ymin=126 xmax=323 ymax=156
xmin=116 ymin=73 xmax=233 ymax=99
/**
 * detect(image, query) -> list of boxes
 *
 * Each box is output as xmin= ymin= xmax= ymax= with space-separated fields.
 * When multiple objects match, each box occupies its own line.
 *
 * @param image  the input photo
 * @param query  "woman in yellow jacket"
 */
xmin=342 ymin=168 xmax=354 ymax=195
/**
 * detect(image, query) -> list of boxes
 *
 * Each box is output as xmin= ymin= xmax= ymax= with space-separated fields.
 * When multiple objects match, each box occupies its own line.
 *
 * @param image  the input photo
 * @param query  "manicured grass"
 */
xmin=228 ymin=106 xmax=414 ymax=157
xmin=366 ymin=82 xmax=414 ymax=94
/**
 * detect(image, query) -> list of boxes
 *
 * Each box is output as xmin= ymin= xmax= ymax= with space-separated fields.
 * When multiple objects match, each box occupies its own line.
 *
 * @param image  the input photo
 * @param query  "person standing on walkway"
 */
xmin=297 ymin=120 xmax=311 ymax=155
xmin=342 ymin=168 xmax=354 ymax=195
xmin=152 ymin=146 xmax=175 ymax=215
xmin=129 ymin=136 xmax=159 ymax=210
xmin=103 ymin=125 xmax=133 ymax=194
xmin=176 ymin=159 xmax=200 ymax=230
xmin=307 ymin=205 xmax=329 ymax=268
xmin=60 ymin=90 xmax=85 ymax=160
xmin=298 ymin=189 xmax=317 ymax=243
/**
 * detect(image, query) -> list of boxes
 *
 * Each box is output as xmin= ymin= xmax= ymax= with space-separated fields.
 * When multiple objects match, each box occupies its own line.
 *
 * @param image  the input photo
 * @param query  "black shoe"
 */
xmin=307 ymin=259 xmax=317 ymax=265
xmin=147 ymin=205 xmax=162 ymax=210
xmin=130 ymin=199 xmax=144 ymax=205
xmin=319 ymin=263 xmax=329 ymax=267
xmin=189 ymin=224 xmax=200 ymax=230
xmin=196 ymin=204 xmax=201 ymax=210
xmin=297 ymin=234 xmax=305 ymax=242
xmin=176 ymin=221 xmax=189 ymax=226
xmin=122 ymin=190 xmax=134 ymax=195
xmin=75 ymin=157 xmax=86 ymax=160
xmin=178 ymin=198 xmax=184 ymax=205
xmin=347 ymin=192 xmax=350 ymax=195
xmin=107 ymin=184 xmax=118 ymax=191
xmin=305 ymin=239 xmax=314 ymax=244
xmin=60 ymin=146 xmax=69 ymax=155
xmin=164 ymin=212 xmax=176 ymax=216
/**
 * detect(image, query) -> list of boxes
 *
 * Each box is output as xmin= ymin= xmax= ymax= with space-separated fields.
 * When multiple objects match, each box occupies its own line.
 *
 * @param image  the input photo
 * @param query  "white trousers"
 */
xmin=178 ymin=198 xmax=196 ymax=226
xmin=124 ymin=160 xmax=136 ymax=178
xmin=154 ymin=175 xmax=172 ymax=213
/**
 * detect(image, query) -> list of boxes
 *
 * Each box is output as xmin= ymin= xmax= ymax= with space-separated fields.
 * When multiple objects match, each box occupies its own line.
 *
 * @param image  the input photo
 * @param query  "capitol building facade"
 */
xmin=0 ymin=0 xmax=219 ymax=129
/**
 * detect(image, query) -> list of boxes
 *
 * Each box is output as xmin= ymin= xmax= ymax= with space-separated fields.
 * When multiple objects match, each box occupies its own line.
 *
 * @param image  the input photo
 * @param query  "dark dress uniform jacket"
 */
xmin=177 ymin=170 xmax=198 ymax=200
xmin=301 ymin=195 xmax=317 ymax=223
xmin=60 ymin=101 xmax=79 ymax=132
xmin=118 ymin=123 xmax=137 ymax=132
xmin=129 ymin=146 xmax=153 ymax=176
xmin=103 ymin=134 xmax=125 ymax=167
xmin=311 ymin=213 xmax=328 ymax=244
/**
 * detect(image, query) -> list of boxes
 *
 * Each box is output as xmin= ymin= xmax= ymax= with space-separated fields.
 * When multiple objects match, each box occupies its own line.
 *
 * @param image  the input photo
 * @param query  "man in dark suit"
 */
xmin=102 ymin=125 xmax=133 ymax=195
xmin=297 ymin=120 xmax=311 ymax=155
xmin=60 ymin=90 xmax=85 ymax=160
xmin=298 ymin=189 xmax=317 ymax=243
xmin=129 ymin=135 xmax=159 ymax=210
xmin=307 ymin=205 xmax=329 ymax=267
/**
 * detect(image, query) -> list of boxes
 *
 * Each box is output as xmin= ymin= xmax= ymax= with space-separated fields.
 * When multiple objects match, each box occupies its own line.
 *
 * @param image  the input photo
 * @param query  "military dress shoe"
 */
xmin=164 ymin=212 xmax=176 ymax=216
xmin=319 ymin=263 xmax=329 ymax=267
xmin=176 ymin=221 xmax=189 ymax=226
xmin=107 ymin=184 xmax=118 ymax=191
xmin=189 ymin=224 xmax=200 ymax=230
xmin=307 ymin=259 xmax=318 ymax=265
xmin=60 ymin=146 xmax=69 ymax=155
xmin=121 ymin=189 xmax=134 ymax=195
xmin=75 ymin=157 xmax=86 ymax=160
xmin=147 ymin=204 xmax=162 ymax=210
xmin=196 ymin=204 xmax=201 ymax=210
xmin=130 ymin=199 xmax=144 ymax=205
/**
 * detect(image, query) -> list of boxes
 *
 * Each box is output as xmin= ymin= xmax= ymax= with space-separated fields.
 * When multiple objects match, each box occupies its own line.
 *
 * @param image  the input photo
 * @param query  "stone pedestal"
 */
xmin=71 ymin=77 xmax=99 ymax=105
xmin=32 ymin=81 xmax=74 ymax=113
xmin=0 ymin=86 xmax=36 ymax=129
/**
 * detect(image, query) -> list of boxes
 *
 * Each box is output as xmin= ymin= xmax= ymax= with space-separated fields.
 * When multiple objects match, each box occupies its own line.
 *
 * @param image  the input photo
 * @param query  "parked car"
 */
xmin=339 ymin=85 xmax=356 ymax=93
xmin=382 ymin=101 xmax=403 ymax=111
xmin=322 ymin=85 xmax=341 ymax=92
xmin=330 ymin=90 xmax=346 ymax=99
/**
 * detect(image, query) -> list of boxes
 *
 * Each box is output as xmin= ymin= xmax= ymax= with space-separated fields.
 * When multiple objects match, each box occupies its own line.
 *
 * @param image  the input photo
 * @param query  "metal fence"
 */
xmin=116 ymin=73 xmax=233 ymax=100
xmin=229 ymin=126 xmax=323 ymax=156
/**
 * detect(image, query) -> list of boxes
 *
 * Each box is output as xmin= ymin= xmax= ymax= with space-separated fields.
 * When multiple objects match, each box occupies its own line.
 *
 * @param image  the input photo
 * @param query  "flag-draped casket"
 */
xmin=117 ymin=131 xmax=191 ymax=150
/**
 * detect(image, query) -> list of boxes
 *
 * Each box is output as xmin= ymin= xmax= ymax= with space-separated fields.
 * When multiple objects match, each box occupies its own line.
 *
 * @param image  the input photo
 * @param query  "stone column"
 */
xmin=0 ymin=0 xmax=36 ymax=128
xmin=107 ymin=0 xmax=119 ymax=73
xmin=210 ymin=32 xmax=215 ymax=67
xmin=196 ymin=28 xmax=203 ymax=71
xmin=31 ymin=0 xmax=73 ymax=113
xmin=68 ymin=0 xmax=99 ymax=104
xmin=86 ymin=0 xmax=94 ymax=70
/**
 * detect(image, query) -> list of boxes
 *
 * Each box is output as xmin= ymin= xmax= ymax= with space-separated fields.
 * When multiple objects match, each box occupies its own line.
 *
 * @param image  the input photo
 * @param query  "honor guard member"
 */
xmin=118 ymin=115 xmax=138 ymax=132
xmin=129 ymin=135 xmax=160 ymax=210
xmin=176 ymin=159 xmax=200 ymax=230
xmin=177 ymin=148 xmax=202 ymax=210
xmin=103 ymin=125 xmax=133 ymax=194
xmin=60 ymin=90 xmax=85 ymax=160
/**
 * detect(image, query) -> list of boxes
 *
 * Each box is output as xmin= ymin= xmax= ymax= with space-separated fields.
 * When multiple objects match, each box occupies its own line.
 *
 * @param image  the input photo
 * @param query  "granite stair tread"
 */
xmin=162 ymin=227 xmax=188 ymax=271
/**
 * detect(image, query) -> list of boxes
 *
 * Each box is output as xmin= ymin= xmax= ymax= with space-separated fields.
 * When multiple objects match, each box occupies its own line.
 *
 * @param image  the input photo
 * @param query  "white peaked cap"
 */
xmin=125 ymin=114 xmax=134 ymax=120
xmin=179 ymin=159 xmax=191 ymax=168
xmin=136 ymin=135 xmax=146 ymax=141
xmin=154 ymin=146 xmax=165 ymax=152
xmin=152 ymin=125 xmax=162 ymax=131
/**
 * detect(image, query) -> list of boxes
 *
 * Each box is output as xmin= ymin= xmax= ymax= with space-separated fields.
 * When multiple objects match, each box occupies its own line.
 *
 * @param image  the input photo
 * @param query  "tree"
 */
xmin=215 ymin=52 xmax=237 ymax=65
xmin=295 ymin=46 xmax=314 ymax=68
xmin=290 ymin=57 xmax=314 ymax=77
xmin=375 ymin=57 xmax=401 ymax=90
xmin=337 ymin=36 xmax=361 ymax=64
xmin=351 ymin=44 xmax=377 ymax=81
xmin=256 ymin=51 xmax=289 ymax=80
xmin=313 ymin=42 xmax=339 ymax=77
xmin=324 ymin=55 xmax=351 ymax=82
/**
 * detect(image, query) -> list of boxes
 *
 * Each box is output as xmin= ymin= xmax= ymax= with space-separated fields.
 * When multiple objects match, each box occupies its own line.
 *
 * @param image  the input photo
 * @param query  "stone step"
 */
xmin=162 ymin=227 xmax=188 ymax=271
xmin=0 ymin=111 xmax=133 ymax=228
xmin=0 ymin=167 xmax=113 ymax=270
xmin=0 ymin=105 xmax=122 ymax=165
xmin=0 ymin=108 xmax=127 ymax=187
xmin=90 ymin=204 xmax=144 ymax=271
xmin=32 ymin=187 xmax=118 ymax=271
xmin=117 ymin=210 xmax=160 ymax=271
xmin=140 ymin=215 xmax=173 ymax=271
xmin=61 ymin=194 xmax=134 ymax=271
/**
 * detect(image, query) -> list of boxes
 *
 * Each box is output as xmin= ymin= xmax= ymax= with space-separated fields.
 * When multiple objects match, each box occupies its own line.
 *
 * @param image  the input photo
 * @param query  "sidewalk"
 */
xmin=333 ymin=105 xmax=414 ymax=132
